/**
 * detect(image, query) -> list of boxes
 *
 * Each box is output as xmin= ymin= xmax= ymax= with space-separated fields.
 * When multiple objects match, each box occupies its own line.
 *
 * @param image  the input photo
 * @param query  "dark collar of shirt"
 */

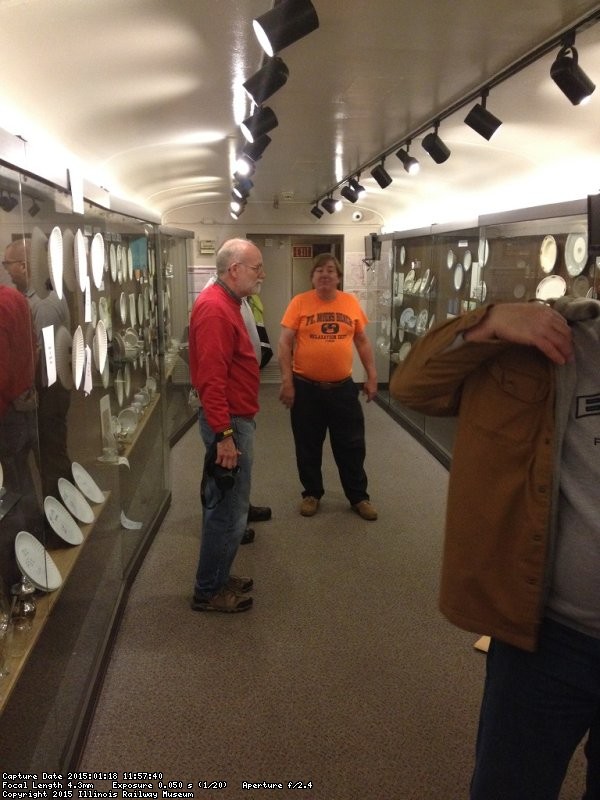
xmin=215 ymin=277 xmax=242 ymax=305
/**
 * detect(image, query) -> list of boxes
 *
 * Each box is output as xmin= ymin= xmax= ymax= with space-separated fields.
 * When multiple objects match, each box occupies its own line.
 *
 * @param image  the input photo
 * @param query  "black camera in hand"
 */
xmin=207 ymin=461 xmax=239 ymax=492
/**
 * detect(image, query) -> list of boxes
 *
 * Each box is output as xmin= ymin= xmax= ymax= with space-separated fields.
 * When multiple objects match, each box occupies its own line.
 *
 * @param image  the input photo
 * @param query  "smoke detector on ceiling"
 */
xmin=280 ymin=191 xmax=295 ymax=201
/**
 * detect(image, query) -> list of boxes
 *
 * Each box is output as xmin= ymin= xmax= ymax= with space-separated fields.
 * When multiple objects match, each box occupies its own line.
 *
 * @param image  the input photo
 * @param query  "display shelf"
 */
xmin=0 ymin=491 xmax=110 ymax=714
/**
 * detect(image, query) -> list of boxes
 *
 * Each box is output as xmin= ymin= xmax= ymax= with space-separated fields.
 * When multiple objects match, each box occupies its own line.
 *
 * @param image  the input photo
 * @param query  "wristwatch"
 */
xmin=215 ymin=427 xmax=234 ymax=442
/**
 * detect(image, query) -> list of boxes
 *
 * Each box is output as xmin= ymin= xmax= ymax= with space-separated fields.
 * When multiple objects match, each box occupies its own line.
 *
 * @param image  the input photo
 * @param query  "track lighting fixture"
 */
xmin=242 ymin=134 xmax=272 ymax=162
xmin=253 ymin=0 xmax=319 ymax=57
xmin=340 ymin=183 xmax=359 ymax=203
xmin=243 ymin=57 xmax=289 ymax=105
xmin=321 ymin=197 xmax=337 ymax=214
xmin=395 ymin=142 xmax=420 ymax=175
xmin=240 ymin=106 xmax=278 ymax=143
xmin=464 ymin=89 xmax=503 ymax=140
xmin=234 ymin=157 xmax=256 ymax=179
xmin=349 ymin=177 xmax=366 ymax=197
xmin=422 ymin=123 xmax=451 ymax=164
xmin=232 ymin=177 xmax=254 ymax=199
xmin=370 ymin=161 xmax=392 ymax=189
xmin=230 ymin=198 xmax=246 ymax=219
xmin=28 ymin=199 xmax=40 ymax=217
xmin=310 ymin=204 xmax=324 ymax=219
xmin=0 ymin=191 xmax=18 ymax=212
xmin=550 ymin=33 xmax=596 ymax=106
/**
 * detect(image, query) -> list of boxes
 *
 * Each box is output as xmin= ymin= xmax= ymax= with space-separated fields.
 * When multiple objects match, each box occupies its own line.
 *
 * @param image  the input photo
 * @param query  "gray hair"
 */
xmin=215 ymin=238 xmax=253 ymax=275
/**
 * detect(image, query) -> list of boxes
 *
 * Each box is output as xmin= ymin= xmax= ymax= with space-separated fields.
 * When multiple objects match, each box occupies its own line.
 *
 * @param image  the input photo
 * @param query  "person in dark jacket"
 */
xmin=390 ymin=298 xmax=599 ymax=800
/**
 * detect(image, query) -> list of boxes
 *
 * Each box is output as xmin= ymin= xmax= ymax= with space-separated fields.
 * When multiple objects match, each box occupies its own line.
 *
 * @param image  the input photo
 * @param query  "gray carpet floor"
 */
xmin=79 ymin=385 xmax=586 ymax=799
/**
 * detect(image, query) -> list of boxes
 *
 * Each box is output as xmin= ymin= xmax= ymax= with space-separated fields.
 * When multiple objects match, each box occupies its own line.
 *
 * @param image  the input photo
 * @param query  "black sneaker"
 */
xmin=192 ymin=586 xmax=253 ymax=613
xmin=241 ymin=527 xmax=255 ymax=544
xmin=248 ymin=504 xmax=272 ymax=522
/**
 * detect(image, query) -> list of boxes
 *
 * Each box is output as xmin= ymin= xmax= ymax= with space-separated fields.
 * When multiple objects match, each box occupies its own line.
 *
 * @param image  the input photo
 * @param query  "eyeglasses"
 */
xmin=238 ymin=261 xmax=264 ymax=274
xmin=2 ymin=259 xmax=24 ymax=268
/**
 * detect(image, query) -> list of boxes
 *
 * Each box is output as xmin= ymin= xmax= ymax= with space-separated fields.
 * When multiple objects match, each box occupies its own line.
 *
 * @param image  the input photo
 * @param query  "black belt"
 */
xmin=294 ymin=374 xmax=352 ymax=390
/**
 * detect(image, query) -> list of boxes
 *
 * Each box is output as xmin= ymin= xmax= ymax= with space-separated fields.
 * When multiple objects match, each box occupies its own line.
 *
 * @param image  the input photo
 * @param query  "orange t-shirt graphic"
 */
xmin=280 ymin=290 xmax=368 ymax=382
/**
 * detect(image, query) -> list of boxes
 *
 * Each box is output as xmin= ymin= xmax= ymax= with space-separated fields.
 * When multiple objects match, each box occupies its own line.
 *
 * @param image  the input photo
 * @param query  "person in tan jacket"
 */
xmin=390 ymin=298 xmax=599 ymax=800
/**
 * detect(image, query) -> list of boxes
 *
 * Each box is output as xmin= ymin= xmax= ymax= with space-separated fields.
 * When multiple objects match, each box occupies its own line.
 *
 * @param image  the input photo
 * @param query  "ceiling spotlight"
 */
xmin=243 ymin=57 xmax=289 ymax=105
xmin=0 ymin=191 xmax=18 ymax=212
xmin=340 ymin=183 xmax=359 ymax=203
xmin=370 ymin=161 xmax=393 ymax=189
xmin=422 ymin=123 xmax=451 ymax=164
xmin=234 ymin=156 xmax=257 ymax=179
xmin=550 ymin=33 xmax=596 ymax=106
xmin=464 ymin=89 xmax=503 ymax=140
xmin=396 ymin=140 xmax=420 ymax=174
xmin=321 ymin=197 xmax=337 ymax=214
xmin=349 ymin=177 xmax=366 ymax=197
xmin=310 ymin=204 xmax=324 ymax=219
xmin=232 ymin=177 xmax=253 ymax=199
xmin=242 ymin=134 xmax=272 ymax=162
xmin=28 ymin=199 xmax=40 ymax=217
xmin=240 ymin=106 xmax=278 ymax=143
xmin=253 ymin=0 xmax=319 ymax=57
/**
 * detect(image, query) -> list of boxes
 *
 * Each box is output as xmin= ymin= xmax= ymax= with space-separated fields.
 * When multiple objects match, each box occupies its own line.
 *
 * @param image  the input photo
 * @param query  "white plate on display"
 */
xmin=128 ymin=247 xmax=133 ymax=280
xmin=404 ymin=269 xmax=415 ymax=292
xmin=129 ymin=293 xmax=137 ymax=327
xmin=75 ymin=229 xmax=87 ymax=293
xmin=15 ymin=531 xmax=62 ymax=592
xmin=536 ymin=274 xmax=566 ymax=301
xmin=93 ymin=320 xmax=108 ymax=373
xmin=115 ymin=369 xmax=124 ymax=407
xmin=453 ymin=263 xmax=464 ymax=291
xmin=54 ymin=325 xmax=74 ymax=390
xmin=119 ymin=292 xmax=127 ymax=324
xmin=91 ymin=232 xmax=105 ymax=289
xmin=463 ymin=250 xmax=472 ymax=271
xmin=446 ymin=249 xmax=455 ymax=269
xmin=124 ymin=363 xmax=131 ymax=399
xmin=415 ymin=308 xmax=429 ymax=334
xmin=399 ymin=341 xmax=412 ymax=362
xmin=109 ymin=243 xmax=117 ymax=282
xmin=72 ymin=462 xmax=104 ymax=504
xmin=44 ymin=496 xmax=83 ymax=546
xmin=101 ymin=359 xmax=110 ymax=389
xmin=421 ymin=268 xmax=431 ymax=292
xmin=72 ymin=325 xmax=85 ymax=389
xmin=62 ymin=228 xmax=77 ymax=292
xmin=400 ymin=307 xmax=416 ymax=329
xmin=48 ymin=226 xmax=64 ymax=299
xmin=399 ymin=244 xmax=406 ymax=265
xmin=539 ymin=235 xmax=557 ymax=274
xmin=58 ymin=477 xmax=94 ymax=524
xmin=565 ymin=232 xmax=588 ymax=276
xmin=478 ymin=237 xmax=489 ymax=266
xmin=137 ymin=293 xmax=144 ymax=324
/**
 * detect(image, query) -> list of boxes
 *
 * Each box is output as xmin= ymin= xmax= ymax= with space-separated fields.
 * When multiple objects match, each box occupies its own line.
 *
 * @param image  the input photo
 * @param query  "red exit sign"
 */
xmin=292 ymin=245 xmax=313 ymax=258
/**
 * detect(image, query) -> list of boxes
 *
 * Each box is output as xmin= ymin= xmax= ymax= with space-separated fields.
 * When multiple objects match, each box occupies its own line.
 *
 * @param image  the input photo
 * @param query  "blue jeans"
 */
xmin=194 ymin=411 xmax=254 ymax=598
xmin=471 ymin=618 xmax=600 ymax=800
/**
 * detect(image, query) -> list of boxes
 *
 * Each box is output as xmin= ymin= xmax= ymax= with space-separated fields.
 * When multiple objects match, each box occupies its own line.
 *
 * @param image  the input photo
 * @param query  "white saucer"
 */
xmin=44 ymin=496 xmax=83 ymax=545
xmin=15 ymin=531 xmax=62 ymax=592
xmin=71 ymin=462 xmax=104 ymax=504
xmin=58 ymin=477 xmax=94 ymax=524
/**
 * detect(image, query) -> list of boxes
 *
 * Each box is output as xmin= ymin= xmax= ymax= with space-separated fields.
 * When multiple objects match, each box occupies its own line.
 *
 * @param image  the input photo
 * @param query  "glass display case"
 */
xmin=0 ymin=163 xmax=183 ymax=769
xmin=375 ymin=200 xmax=598 ymax=464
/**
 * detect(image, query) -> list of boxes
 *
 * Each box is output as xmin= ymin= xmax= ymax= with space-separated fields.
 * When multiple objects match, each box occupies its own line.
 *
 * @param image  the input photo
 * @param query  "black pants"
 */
xmin=290 ymin=376 xmax=369 ymax=505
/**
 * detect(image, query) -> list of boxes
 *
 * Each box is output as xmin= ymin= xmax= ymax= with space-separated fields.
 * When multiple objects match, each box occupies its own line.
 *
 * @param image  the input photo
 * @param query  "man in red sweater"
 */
xmin=188 ymin=238 xmax=265 ymax=613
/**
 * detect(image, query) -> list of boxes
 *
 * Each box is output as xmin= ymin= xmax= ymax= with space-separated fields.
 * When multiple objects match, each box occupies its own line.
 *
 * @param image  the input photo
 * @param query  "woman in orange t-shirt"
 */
xmin=278 ymin=254 xmax=378 ymax=521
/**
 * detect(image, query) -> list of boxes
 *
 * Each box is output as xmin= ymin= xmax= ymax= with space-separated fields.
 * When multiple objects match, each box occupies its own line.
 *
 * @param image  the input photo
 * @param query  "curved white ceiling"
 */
xmin=0 ymin=0 xmax=599 ymax=228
